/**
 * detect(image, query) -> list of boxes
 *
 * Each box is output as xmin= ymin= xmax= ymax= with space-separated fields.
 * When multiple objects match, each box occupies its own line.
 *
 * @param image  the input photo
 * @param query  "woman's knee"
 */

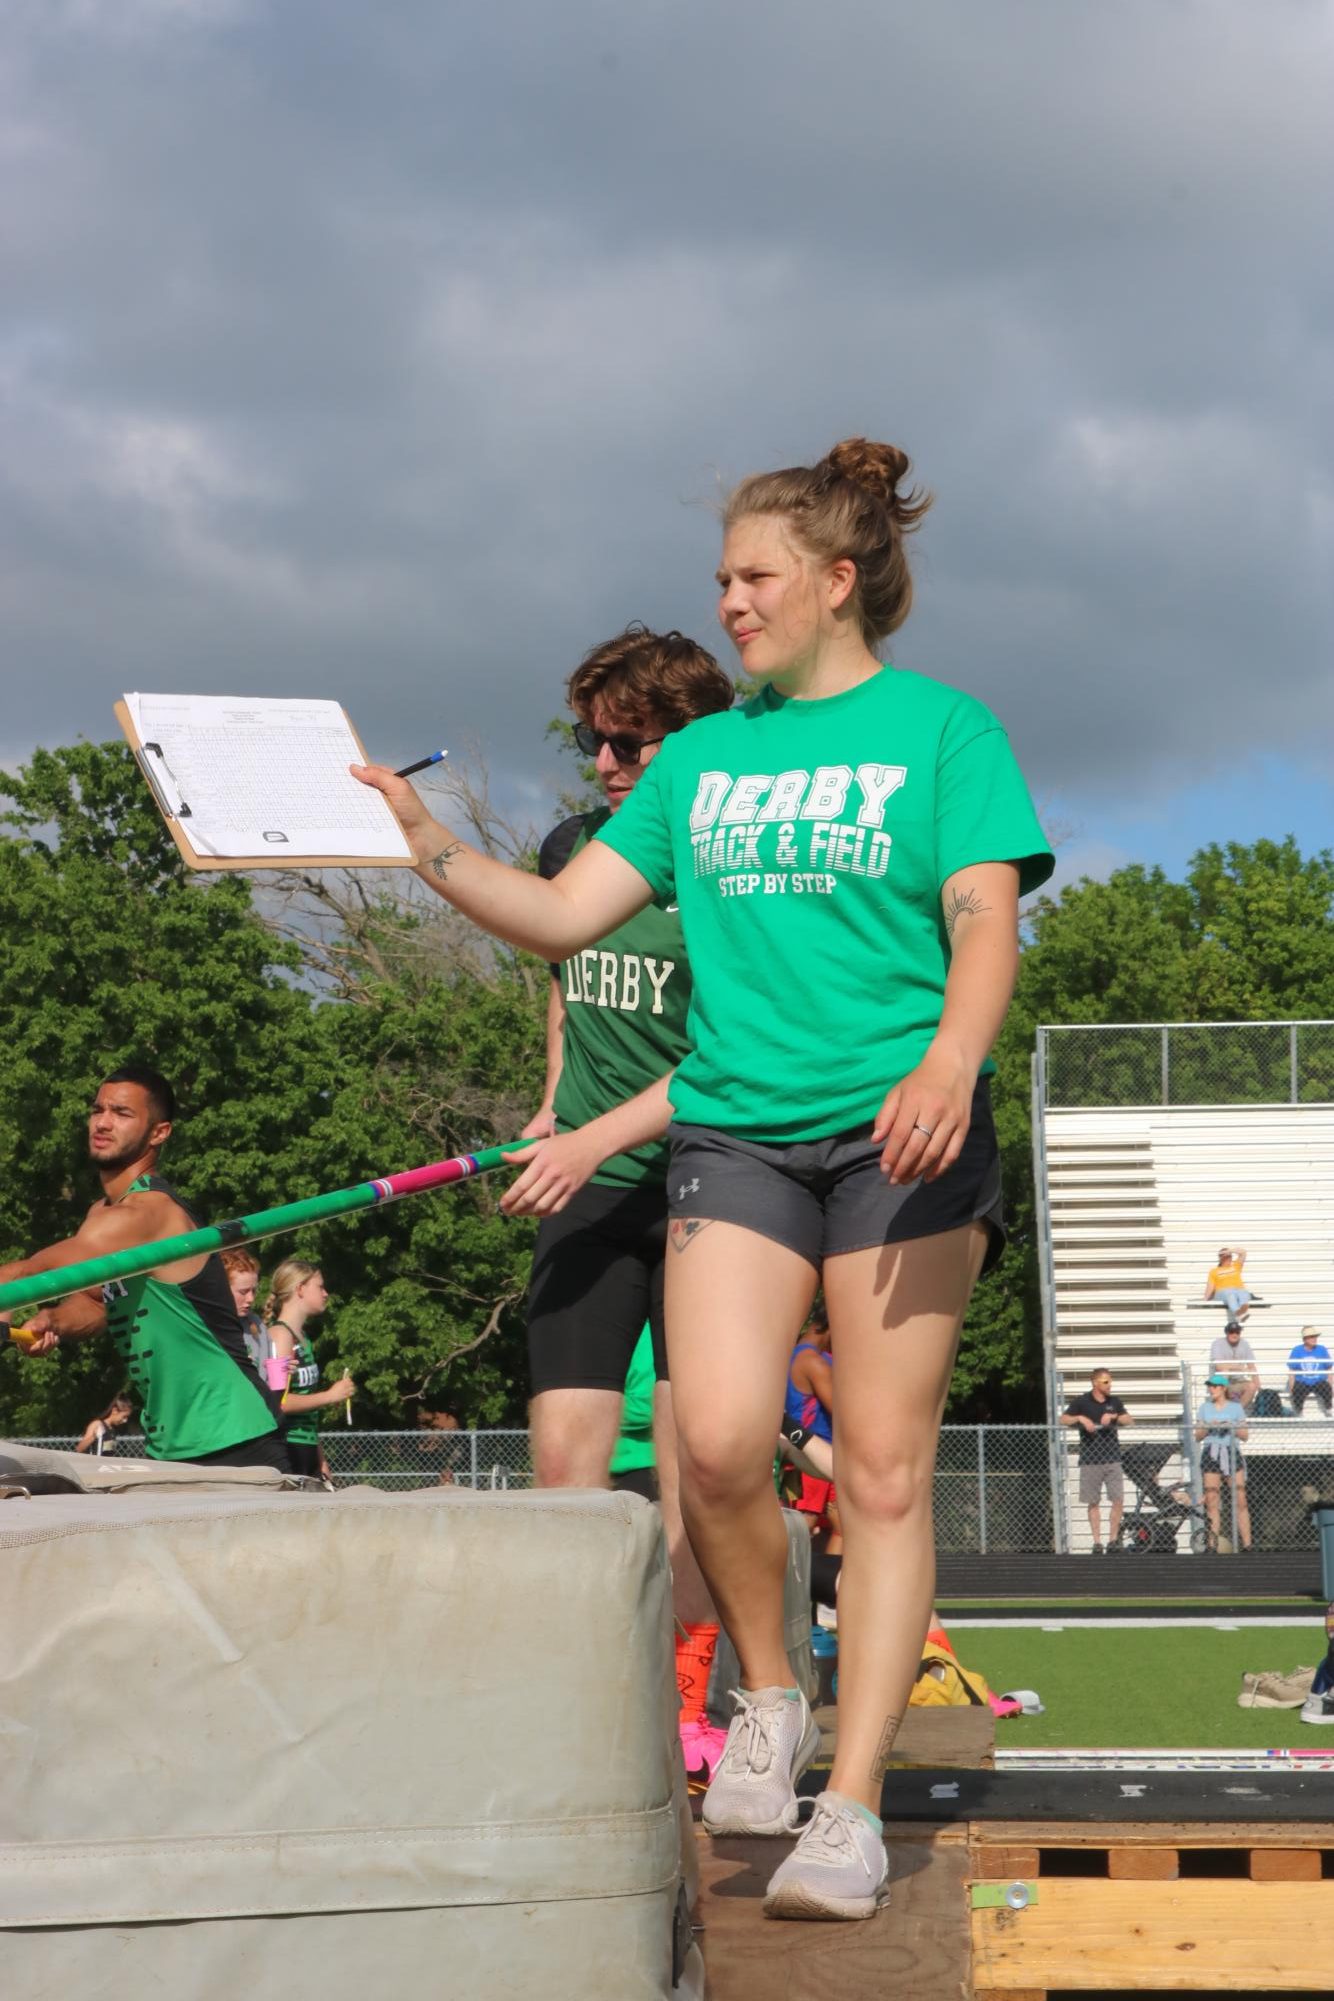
xmin=837 ymin=1447 xmax=933 ymax=1527
xmin=676 ymin=1422 xmax=774 ymax=1512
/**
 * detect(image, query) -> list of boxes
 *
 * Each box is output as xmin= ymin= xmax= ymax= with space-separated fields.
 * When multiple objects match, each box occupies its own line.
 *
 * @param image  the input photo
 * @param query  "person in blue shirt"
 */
xmin=1287 ymin=1325 xmax=1333 ymax=1416
xmin=1195 ymin=1373 xmax=1252 ymax=1551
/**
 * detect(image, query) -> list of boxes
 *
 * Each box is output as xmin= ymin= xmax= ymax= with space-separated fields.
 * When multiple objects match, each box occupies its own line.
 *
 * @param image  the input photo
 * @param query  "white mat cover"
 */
xmin=0 ymin=1483 xmax=689 ymax=1998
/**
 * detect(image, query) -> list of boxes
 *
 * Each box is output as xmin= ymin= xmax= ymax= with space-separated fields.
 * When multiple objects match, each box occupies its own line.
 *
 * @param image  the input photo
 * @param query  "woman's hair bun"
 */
xmin=824 ymin=437 xmax=929 ymax=528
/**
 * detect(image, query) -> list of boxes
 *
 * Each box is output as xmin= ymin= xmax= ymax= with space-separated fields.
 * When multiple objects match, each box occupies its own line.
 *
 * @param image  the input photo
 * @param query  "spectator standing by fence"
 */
xmin=1061 ymin=1368 xmax=1130 ymax=1553
xmin=1195 ymin=1373 xmax=1252 ymax=1551
xmin=75 ymin=1391 xmax=135 ymax=1455
xmin=1209 ymin=1319 xmax=1260 ymax=1410
xmin=1287 ymin=1326 xmax=1333 ymax=1416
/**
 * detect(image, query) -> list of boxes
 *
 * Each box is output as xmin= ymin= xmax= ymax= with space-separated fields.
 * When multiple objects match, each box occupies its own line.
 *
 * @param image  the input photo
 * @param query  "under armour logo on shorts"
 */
xmin=677 ymin=1177 xmax=700 ymax=1201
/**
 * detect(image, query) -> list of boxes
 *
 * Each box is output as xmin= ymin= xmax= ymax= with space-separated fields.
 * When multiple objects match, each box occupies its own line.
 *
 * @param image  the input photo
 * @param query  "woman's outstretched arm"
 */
xmin=352 ymin=763 xmax=653 ymax=957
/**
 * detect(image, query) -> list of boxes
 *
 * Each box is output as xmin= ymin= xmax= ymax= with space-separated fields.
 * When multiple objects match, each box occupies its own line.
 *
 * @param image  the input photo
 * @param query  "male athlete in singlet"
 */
xmin=2 ymin=1065 xmax=288 ymax=1469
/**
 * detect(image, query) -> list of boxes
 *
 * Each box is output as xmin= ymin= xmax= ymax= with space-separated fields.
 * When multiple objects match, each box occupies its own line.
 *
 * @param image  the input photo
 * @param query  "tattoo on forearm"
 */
xmin=944 ymin=886 xmax=990 ymax=937
xmin=669 ymin=1218 xmax=715 ymax=1254
xmin=869 ymin=1713 xmax=902 ymax=1783
xmin=429 ymin=842 xmax=464 ymax=883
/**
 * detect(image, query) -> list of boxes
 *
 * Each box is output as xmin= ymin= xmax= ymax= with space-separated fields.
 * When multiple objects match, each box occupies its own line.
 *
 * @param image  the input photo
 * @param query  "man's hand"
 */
xmin=520 ymin=1107 xmax=558 ymax=1142
xmin=13 ymin=1313 xmax=59 ymax=1357
xmin=500 ymin=1128 xmax=606 ymax=1217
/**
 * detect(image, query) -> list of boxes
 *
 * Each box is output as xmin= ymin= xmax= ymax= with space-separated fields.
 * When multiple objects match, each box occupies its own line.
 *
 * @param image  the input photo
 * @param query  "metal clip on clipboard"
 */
xmin=136 ymin=741 xmax=192 ymax=821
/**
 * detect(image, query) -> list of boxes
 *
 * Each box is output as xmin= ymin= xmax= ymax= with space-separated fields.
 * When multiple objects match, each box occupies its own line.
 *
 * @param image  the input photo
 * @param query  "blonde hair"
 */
xmin=724 ymin=436 xmax=932 ymax=647
xmin=263 ymin=1258 xmax=320 ymax=1324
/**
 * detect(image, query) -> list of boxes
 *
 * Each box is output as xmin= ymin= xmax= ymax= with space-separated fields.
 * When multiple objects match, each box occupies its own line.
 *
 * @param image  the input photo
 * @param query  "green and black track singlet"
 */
xmin=101 ymin=1175 xmax=279 ymax=1460
xmin=281 ymin=1330 xmax=322 ymax=1448
xmin=540 ymin=809 xmax=691 ymax=1187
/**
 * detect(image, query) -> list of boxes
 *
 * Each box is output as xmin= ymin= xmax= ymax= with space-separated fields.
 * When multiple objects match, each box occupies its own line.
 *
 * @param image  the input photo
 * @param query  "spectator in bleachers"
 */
xmin=1204 ymin=1245 xmax=1253 ymax=1321
xmin=1060 ymin=1367 xmax=1131 ymax=1554
xmin=1209 ymin=1318 xmax=1260 ymax=1410
xmin=1195 ymin=1373 xmax=1252 ymax=1551
xmin=1287 ymin=1326 xmax=1333 ymax=1417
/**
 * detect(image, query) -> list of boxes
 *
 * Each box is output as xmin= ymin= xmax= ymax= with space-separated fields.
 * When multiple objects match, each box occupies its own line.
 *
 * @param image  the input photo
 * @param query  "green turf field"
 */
xmin=956 ymin=1624 xmax=1332 ymax=1747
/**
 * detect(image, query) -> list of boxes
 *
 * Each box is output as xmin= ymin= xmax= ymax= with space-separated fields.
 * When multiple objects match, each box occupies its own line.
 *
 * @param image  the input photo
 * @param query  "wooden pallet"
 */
xmin=972 ymin=1818 xmax=1334 ymax=1996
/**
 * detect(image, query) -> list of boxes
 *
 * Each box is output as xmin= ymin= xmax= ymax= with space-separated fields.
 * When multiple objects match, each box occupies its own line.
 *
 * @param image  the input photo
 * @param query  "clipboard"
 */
xmin=115 ymin=698 xmax=415 ymax=872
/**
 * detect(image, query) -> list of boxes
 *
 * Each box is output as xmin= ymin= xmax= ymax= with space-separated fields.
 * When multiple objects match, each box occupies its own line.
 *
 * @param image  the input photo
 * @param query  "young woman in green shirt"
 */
xmin=354 ymin=435 xmax=1052 ymax=1920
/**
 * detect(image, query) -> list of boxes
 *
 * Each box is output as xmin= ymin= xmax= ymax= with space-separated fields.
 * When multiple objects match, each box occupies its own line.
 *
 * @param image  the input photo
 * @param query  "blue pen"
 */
xmin=395 ymin=749 xmax=448 ymax=779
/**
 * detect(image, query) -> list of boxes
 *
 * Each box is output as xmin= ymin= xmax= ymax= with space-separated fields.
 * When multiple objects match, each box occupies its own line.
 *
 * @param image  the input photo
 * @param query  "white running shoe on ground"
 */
xmin=763 ymin=1791 xmax=891 ymax=1921
xmin=701 ymin=1685 xmax=822 ymax=1836
xmin=1299 ymin=1689 xmax=1334 ymax=1725
xmin=1238 ymin=1667 xmax=1315 ymax=1709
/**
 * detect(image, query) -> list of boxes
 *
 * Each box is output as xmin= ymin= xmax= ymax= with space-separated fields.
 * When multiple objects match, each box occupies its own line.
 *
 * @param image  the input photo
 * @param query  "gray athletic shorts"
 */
xmin=666 ymin=1078 xmax=1004 ymax=1271
xmin=1079 ymin=1461 xmax=1124 ymax=1505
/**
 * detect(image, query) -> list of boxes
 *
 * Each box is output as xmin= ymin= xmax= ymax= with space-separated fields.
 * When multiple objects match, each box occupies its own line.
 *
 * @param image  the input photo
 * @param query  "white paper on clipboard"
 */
xmin=124 ymin=693 xmax=412 ymax=862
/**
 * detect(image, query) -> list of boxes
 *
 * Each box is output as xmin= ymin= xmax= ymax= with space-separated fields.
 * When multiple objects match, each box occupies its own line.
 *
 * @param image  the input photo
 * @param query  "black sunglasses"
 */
xmin=573 ymin=722 xmax=664 ymax=766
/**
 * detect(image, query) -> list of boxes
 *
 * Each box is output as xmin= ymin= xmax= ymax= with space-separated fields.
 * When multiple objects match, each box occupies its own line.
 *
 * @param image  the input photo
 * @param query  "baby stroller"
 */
xmin=1117 ymin=1442 xmax=1213 ymax=1555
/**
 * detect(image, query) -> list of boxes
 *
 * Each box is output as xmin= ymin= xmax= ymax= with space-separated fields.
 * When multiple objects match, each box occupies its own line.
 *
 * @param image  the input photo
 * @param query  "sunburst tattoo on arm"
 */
xmin=944 ymin=885 xmax=990 ymax=938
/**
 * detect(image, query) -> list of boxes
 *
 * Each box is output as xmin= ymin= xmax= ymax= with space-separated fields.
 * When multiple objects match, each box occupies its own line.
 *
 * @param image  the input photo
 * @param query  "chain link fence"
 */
xmin=1038 ymin=1020 xmax=1334 ymax=1109
xmin=14 ymin=1421 xmax=1332 ymax=1556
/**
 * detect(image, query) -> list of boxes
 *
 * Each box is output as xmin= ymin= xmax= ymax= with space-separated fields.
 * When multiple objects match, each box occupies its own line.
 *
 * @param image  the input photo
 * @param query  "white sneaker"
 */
xmin=1299 ymin=1689 xmax=1334 ymax=1725
xmin=701 ymin=1686 xmax=821 ymax=1836
xmin=763 ymin=1791 xmax=891 ymax=1921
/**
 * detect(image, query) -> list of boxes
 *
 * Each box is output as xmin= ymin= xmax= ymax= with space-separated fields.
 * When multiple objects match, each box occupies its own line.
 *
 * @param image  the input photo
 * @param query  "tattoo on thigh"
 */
xmin=869 ymin=1713 xmax=901 ymax=1783
xmin=429 ymin=842 xmax=464 ymax=882
xmin=669 ymin=1217 xmax=715 ymax=1254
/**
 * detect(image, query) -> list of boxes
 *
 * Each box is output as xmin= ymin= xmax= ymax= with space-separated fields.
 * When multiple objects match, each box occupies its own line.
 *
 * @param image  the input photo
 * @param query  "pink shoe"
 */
xmin=680 ymin=1718 xmax=729 ymax=1792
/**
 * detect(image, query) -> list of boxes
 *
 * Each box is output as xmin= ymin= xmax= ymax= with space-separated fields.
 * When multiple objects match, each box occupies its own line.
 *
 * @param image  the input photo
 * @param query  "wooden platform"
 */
xmin=971 ymin=1818 xmax=1334 ymax=1996
xmin=694 ymin=1710 xmax=1334 ymax=1998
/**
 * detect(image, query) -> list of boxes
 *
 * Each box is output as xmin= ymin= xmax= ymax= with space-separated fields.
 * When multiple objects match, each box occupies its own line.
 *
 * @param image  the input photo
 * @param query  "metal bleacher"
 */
xmin=1033 ymin=1022 xmax=1334 ymax=1550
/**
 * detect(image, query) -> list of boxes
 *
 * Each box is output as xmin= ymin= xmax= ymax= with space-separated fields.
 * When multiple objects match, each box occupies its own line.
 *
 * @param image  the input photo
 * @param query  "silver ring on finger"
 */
xmin=914 ymin=1122 xmax=934 ymax=1139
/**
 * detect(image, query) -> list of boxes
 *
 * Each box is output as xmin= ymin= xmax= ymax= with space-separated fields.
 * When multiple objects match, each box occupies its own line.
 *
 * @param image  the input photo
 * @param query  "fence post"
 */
xmin=1290 ymin=1023 xmax=1299 ymax=1105
xmin=976 ymin=1426 xmax=988 ymax=1555
xmin=1161 ymin=1025 xmax=1170 ymax=1106
xmin=469 ymin=1430 xmax=478 ymax=1490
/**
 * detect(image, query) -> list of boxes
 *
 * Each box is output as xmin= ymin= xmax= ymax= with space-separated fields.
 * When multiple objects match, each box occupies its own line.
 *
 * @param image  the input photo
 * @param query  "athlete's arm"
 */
xmin=791 ymin=1347 xmax=835 ymax=1418
xmin=874 ymin=860 xmax=1021 ymax=1185
xmin=282 ymin=1373 xmax=355 ymax=1414
xmin=500 ymin=1072 xmax=676 ymax=1218
xmin=3 ymin=1192 xmax=206 ymax=1350
xmin=350 ymin=764 xmax=653 ymax=955
xmin=521 ymin=981 xmax=567 ymax=1141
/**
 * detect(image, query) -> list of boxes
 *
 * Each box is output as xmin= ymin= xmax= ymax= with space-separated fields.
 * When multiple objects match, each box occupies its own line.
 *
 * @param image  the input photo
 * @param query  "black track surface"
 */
xmin=798 ymin=1766 xmax=1334 ymax=1822
xmin=937 ymin=1552 xmax=1322 ymax=1601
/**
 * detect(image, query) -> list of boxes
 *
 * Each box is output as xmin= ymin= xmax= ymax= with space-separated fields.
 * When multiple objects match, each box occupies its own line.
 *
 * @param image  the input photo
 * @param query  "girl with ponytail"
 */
xmin=354 ymin=436 xmax=1053 ymax=1919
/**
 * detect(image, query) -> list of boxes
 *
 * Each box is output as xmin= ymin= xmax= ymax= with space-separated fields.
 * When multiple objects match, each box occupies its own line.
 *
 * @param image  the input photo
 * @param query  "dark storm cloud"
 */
xmin=3 ymin=0 xmax=1331 ymax=813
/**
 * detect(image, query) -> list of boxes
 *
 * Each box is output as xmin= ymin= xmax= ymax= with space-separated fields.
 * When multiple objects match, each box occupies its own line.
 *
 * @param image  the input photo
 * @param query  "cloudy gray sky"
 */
xmin=5 ymin=0 xmax=1332 ymax=882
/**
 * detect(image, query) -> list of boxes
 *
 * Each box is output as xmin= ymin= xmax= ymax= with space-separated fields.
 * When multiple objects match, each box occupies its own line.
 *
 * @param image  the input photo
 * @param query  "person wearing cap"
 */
xmin=1208 ymin=1317 xmax=1260 ymax=1410
xmin=1204 ymin=1244 xmax=1253 ymax=1321
xmin=1194 ymin=1373 xmax=1252 ymax=1552
xmin=1286 ymin=1326 xmax=1333 ymax=1417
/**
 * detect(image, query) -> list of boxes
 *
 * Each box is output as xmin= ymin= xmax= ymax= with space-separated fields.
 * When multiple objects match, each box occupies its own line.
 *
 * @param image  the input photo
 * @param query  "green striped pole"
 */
xmin=0 ymin=1140 xmax=534 ymax=1319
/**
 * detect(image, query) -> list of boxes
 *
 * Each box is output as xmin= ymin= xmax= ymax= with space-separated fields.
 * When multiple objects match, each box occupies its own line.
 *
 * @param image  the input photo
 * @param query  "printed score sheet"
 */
xmin=122 ymin=692 xmax=413 ymax=865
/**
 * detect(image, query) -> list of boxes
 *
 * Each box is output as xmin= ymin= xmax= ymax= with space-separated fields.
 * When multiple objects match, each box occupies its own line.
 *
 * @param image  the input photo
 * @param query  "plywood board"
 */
xmin=973 ymin=1879 xmax=1334 ymax=1991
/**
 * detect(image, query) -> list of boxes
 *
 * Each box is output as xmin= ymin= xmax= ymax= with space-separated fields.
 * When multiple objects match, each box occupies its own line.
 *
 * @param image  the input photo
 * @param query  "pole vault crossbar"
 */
xmin=0 ymin=1140 xmax=535 ymax=1318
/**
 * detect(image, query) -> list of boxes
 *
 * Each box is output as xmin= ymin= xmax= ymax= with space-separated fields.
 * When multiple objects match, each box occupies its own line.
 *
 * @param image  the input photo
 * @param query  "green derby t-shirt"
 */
xmin=595 ymin=667 xmax=1053 ymax=1141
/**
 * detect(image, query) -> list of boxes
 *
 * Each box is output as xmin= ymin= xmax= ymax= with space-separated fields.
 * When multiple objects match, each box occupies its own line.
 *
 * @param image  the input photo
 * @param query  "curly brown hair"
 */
xmin=565 ymin=622 xmax=734 ymax=736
